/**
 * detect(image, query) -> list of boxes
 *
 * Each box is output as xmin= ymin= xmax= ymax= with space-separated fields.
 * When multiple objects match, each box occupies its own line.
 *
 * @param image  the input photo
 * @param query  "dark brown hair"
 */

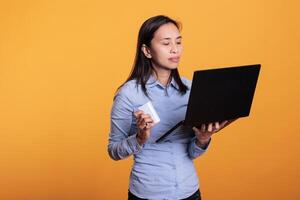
xmin=120 ymin=15 xmax=188 ymax=97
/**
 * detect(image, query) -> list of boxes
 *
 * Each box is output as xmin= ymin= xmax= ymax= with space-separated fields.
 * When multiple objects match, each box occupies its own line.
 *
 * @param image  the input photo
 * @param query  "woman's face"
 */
xmin=143 ymin=23 xmax=183 ymax=70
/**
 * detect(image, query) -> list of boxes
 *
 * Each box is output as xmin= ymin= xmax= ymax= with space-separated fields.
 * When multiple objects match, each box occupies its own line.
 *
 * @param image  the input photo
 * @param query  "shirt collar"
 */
xmin=170 ymin=77 xmax=180 ymax=90
xmin=146 ymin=75 xmax=180 ymax=90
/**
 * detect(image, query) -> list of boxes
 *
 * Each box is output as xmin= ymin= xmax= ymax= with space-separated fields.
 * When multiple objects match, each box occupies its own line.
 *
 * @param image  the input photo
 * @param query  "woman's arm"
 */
xmin=187 ymin=136 xmax=211 ymax=160
xmin=107 ymin=92 xmax=143 ymax=161
xmin=188 ymin=120 xmax=237 ymax=159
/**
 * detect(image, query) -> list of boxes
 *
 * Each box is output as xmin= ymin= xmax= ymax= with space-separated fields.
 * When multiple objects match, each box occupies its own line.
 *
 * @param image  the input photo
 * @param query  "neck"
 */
xmin=152 ymin=66 xmax=172 ymax=86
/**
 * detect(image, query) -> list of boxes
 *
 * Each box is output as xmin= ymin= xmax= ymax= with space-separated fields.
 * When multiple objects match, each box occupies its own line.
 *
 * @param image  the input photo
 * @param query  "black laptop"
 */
xmin=155 ymin=64 xmax=261 ymax=143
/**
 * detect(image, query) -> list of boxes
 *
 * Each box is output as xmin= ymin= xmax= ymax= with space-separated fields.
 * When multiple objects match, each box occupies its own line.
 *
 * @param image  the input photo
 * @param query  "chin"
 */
xmin=165 ymin=63 xmax=179 ymax=70
xmin=163 ymin=66 xmax=178 ymax=70
xmin=156 ymin=62 xmax=179 ymax=70
xmin=169 ymin=65 xmax=179 ymax=69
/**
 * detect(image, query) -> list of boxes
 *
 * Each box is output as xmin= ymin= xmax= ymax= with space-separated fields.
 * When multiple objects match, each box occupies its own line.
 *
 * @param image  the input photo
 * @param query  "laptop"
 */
xmin=155 ymin=64 xmax=261 ymax=143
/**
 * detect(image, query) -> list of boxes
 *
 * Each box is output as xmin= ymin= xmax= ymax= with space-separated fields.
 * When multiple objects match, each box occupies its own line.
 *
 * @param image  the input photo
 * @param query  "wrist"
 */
xmin=196 ymin=137 xmax=210 ymax=148
xmin=136 ymin=133 xmax=146 ymax=145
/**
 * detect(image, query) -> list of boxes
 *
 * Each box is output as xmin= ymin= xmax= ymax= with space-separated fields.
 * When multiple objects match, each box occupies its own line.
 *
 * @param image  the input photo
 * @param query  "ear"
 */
xmin=141 ymin=44 xmax=152 ymax=58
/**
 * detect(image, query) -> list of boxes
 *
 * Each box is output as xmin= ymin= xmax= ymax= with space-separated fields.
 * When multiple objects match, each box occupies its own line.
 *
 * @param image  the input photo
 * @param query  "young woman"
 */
xmin=108 ymin=15 xmax=234 ymax=200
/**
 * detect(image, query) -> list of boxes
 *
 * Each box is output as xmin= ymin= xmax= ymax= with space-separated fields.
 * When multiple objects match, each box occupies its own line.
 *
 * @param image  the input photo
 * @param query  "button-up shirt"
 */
xmin=108 ymin=75 xmax=211 ymax=200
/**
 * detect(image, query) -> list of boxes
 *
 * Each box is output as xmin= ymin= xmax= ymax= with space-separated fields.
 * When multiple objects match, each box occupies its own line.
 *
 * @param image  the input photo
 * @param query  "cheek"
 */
xmin=157 ymin=52 xmax=170 ymax=64
xmin=152 ymin=47 xmax=169 ymax=61
xmin=176 ymin=45 xmax=183 ymax=55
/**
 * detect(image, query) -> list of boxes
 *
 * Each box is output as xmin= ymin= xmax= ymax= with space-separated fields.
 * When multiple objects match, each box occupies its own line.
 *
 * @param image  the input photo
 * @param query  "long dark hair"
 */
xmin=119 ymin=15 xmax=188 ymax=97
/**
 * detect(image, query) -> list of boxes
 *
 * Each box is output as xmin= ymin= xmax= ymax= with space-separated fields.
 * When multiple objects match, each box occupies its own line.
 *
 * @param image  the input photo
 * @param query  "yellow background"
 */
xmin=0 ymin=0 xmax=299 ymax=199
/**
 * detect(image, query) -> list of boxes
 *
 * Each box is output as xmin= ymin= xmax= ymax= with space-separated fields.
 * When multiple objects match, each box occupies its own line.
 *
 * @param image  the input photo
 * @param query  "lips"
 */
xmin=168 ymin=57 xmax=180 ymax=63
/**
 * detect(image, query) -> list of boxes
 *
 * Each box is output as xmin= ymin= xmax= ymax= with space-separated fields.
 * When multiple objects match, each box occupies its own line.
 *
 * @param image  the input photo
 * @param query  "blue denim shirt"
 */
xmin=108 ymin=75 xmax=211 ymax=200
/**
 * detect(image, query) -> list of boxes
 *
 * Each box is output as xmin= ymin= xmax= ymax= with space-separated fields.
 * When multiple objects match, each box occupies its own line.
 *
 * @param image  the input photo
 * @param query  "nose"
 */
xmin=170 ymin=43 xmax=178 ymax=54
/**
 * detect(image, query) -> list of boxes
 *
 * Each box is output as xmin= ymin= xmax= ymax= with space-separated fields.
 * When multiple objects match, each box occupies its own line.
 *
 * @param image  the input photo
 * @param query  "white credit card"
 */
xmin=138 ymin=101 xmax=160 ymax=124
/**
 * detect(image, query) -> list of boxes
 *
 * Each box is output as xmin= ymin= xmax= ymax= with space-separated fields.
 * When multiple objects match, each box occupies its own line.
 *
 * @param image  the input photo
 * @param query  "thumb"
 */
xmin=192 ymin=127 xmax=199 ymax=133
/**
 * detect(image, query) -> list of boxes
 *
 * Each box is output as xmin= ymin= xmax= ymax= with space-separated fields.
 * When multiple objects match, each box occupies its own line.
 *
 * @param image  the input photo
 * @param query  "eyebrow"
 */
xmin=160 ymin=36 xmax=182 ymax=40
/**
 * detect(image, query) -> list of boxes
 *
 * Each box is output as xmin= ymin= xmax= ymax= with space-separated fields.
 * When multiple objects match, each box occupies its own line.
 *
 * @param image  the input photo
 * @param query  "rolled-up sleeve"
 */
xmin=188 ymin=137 xmax=211 ymax=159
xmin=107 ymin=91 xmax=143 ymax=161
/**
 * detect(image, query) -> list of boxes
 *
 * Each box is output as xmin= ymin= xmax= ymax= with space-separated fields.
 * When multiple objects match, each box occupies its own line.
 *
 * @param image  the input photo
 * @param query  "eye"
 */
xmin=162 ymin=43 xmax=170 ymax=45
xmin=177 ymin=41 xmax=182 ymax=45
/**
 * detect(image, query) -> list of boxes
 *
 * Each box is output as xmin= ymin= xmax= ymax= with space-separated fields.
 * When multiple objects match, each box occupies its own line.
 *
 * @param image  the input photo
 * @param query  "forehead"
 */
xmin=153 ymin=23 xmax=181 ymax=40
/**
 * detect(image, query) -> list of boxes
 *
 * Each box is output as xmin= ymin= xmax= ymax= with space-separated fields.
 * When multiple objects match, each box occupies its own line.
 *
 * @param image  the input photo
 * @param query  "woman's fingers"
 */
xmin=220 ymin=120 xmax=228 ymax=128
xmin=201 ymin=124 xmax=206 ymax=132
xmin=134 ymin=110 xmax=143 ymax=118
xmin=207 ymin=123 xmax=213 ymax=132
xmin=195 ymin=119 xmax=239 ymax=135
xmin=201 ymin=123 xmax=219 ymax=133
xmin=140 ymin=114 xmax=153 ymax=124
xmin=134 ymin=111 xmax=143 ymax=124
xmin=136 ymin=113 xmax=154 ymax=130
xmin=214 ymin=122 xmax=220 ymax=130
xmin=142 ymin=117 xmax=154 ymax=128
xmin=192 ymin=126 xmax=199 ymax=133
xmin=134 ymin=111 xmax=146 ymax=123
xmin=197 ymin=122 xmax=220 ymax=133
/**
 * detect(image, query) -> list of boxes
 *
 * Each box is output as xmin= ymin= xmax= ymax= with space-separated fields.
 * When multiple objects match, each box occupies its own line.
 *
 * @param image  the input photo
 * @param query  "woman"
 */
xmin=108 ymin=15 xmax=233 ymax=200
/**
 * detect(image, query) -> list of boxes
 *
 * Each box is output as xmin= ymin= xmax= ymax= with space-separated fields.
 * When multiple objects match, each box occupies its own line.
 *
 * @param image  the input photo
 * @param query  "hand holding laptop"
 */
xmin=192 ymin=118 xmax=238 ymax=148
